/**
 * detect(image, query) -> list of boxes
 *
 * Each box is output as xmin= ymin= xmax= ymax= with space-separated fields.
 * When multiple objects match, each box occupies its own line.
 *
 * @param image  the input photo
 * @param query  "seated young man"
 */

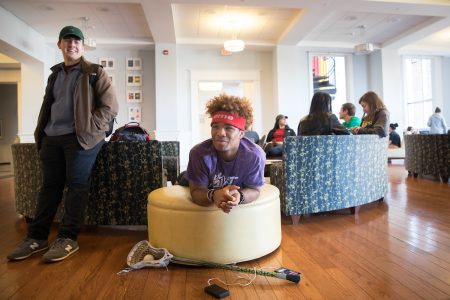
xmin=339 ymin=103 xmax=361 ymax=129
xmin=186 ymin=94 xmax=266 ymax=213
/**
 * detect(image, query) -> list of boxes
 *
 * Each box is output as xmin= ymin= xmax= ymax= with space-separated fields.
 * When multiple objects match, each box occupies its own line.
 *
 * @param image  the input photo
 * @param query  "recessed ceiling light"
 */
xmin=39 ymin=5 xmax=54 ymax=11
xmin=343 ymin=15 xmax=357 ymax=21
xmin=385 ymin=16 xmax=401 ymax=23
xmin=96 ymin=7 xmax=109 ymax=12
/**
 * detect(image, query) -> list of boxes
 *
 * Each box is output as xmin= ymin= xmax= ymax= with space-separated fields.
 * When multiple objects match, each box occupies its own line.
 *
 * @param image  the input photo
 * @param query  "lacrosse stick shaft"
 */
xmin=172 ymin=257 xmax=301 ymax=284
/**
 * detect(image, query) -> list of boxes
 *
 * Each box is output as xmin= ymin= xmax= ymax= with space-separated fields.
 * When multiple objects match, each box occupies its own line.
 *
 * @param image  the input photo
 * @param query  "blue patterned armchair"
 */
xmin=270 ymin=135 xmax=388 ymax=224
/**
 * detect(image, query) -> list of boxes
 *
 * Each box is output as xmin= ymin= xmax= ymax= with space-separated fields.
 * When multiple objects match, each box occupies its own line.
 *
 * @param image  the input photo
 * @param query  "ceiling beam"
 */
xmin=141 ymin=1 xmax=176 ymax=43
xmin=383 ymin=16 xmax=450 ymax=48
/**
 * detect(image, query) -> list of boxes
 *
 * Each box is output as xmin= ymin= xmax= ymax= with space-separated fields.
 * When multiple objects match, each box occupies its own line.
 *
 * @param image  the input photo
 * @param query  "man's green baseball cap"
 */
xmin=59 ymin=26 xmax=84 ymax=41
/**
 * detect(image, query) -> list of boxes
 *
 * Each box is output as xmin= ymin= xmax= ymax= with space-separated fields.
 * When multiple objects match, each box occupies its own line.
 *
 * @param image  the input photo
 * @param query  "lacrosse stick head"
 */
xmin=126 ymin=240 xmax=173 ymax=269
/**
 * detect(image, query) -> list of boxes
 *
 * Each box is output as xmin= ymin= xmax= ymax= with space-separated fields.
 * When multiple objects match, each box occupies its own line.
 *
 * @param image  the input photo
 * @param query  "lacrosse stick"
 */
xmin=117 ymin=240 xmax=173 ymax=274
xmin=171 ymin=256 xmax=301 ymax=284
xmin=121 ymin=240 xmax=301 ymax=284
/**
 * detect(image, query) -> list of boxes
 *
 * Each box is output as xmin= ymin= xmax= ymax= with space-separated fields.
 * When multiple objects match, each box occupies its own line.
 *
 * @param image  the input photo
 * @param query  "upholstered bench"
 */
xmin=147 ymin=184 xmax=281 ymax=264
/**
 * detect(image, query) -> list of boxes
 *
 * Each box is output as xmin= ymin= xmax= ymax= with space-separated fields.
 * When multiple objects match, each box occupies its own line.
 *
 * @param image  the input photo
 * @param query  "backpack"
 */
xmin=110 ymin=122 xmax=152 ymax=141
xmin=89 ymin=64 xmax=115 ymax=137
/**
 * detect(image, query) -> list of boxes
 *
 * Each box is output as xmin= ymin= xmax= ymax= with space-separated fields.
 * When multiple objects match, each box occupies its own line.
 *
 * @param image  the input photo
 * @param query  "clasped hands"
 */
xmin=351 ymin=127 xmax=361 ymax=134
xmin=212 ymin=185 xmax=241 ymax=213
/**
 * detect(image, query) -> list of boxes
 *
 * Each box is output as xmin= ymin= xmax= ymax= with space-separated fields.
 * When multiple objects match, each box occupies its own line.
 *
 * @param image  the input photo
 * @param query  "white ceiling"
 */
xmin=0 ymin=0 xmax=450 ymax=55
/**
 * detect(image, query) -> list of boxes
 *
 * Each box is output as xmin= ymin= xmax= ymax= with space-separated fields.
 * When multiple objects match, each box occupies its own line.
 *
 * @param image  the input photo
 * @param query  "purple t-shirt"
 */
xmin=186 ymin=137 xmax=266 ymax=189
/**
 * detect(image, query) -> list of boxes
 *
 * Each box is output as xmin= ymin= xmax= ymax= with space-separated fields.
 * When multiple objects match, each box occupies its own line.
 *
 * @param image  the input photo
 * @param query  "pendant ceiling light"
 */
xmin=224 ymin=39 xmax=245 ymax=52
xmin=353 ymin=25 xmax=373 ymax=55
xmin=223 ymin=15 xmax=246 ymax=53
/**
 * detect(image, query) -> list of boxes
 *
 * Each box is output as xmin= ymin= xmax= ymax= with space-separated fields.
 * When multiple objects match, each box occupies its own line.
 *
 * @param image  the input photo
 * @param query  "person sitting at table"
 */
xmin=388 ymin=123 xmax=401 ymax=148
xmin=339 ymin=103 xmax=361 ymax=129
xmin=244 ymin=126 xmax=260 ymax=144
xmin=298 ymin=92 xmax=350 ymax=135
xmin=264 ymin=114 xmax=296 ymax=157
xmin=351 ymin=91 xmax=389 ymax=138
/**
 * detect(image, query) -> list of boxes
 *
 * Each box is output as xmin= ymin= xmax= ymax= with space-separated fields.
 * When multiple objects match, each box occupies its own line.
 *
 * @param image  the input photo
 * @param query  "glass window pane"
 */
xmin=404 ymin=57 xmax=433 ymax=130
xmin=310 ymin=55 xmax=347 ymax=115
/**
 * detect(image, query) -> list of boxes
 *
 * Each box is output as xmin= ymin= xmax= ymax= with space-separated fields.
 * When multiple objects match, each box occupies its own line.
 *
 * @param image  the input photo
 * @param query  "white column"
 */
xmin=273 ymin=46 xmax=310 ymax=130
xmin=154 ymin=43 xmax=179 ymax=141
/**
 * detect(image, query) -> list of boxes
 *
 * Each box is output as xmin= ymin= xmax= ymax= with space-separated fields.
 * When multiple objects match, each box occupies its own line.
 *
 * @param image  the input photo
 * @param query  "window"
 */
xmin=404 ymin=57 xmax=433 ymax=129
xmin=310 ymin=55 xmax=347 ymax=114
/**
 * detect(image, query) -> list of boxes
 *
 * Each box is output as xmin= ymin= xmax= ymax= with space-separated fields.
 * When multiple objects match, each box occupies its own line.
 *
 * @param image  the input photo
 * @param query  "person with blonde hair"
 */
xmin=351 ymin=91 xmax=389 ymax=137
xmin=185 ymin=94 xmax=265 ymax=214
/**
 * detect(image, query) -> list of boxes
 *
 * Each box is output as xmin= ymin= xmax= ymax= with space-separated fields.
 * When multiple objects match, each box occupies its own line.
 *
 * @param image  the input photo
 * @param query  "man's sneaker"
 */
xmin=42 ymin=238 xmax=79 ymax=263
xmin=7 ymin=238 xmax=48 ymax=261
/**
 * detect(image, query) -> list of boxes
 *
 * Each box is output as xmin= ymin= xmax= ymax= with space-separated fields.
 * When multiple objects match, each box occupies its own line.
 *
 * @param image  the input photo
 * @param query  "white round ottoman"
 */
xmin=147 ymin=184 xmax=281 ymax=264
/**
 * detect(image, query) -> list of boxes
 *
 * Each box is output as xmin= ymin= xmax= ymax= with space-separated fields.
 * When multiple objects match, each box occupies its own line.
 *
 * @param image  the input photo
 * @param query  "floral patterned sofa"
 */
xmin=11 ymin=141 xmax=179 ymax=225
xmin=404 ymin=134 xmax=450 ymax=183
xmin=270 ymin=135 xmax=388 ymax=224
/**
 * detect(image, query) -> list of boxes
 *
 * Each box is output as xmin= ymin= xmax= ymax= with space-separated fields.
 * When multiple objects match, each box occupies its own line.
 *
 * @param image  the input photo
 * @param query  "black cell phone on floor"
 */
xmin=204 ymin=284 xmax=230 ymax=299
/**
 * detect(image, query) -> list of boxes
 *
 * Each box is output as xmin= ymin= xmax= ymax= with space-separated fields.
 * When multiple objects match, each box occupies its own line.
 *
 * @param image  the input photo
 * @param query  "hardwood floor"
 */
xmin=1 ymin=163 xmax=449 ymax=299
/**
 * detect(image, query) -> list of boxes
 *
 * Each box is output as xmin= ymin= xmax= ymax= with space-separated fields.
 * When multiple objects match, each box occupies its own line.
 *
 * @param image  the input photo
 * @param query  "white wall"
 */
xmin=432 ymin=56 xmax=444 ymax=119
xmin=368 ymin=51 xmax=383 ymax=96
xmin=75 ymin=48 xmax=156 ymax=134
xmin=155 ymin=43 xmax=178 ymax=138
xmin=274 ymin=46 xmax=309 ymax=132
xmin=380 ymin=48 xmax=404 ymax=132
xmin=442 ymin=57 xmax=450 ymax=127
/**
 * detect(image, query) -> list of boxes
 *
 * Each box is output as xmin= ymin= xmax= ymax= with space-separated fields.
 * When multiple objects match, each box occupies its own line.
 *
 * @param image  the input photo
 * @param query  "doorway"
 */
xmin=0 ymin=83 xmax=18 ymax=177
xmin=190 ymin=70 xmax=261 ymax=146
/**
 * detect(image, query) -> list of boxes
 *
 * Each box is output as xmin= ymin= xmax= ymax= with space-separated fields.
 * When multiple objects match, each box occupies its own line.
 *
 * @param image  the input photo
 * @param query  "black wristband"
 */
xmin=238 ymin=190 xmax=245 ymax=204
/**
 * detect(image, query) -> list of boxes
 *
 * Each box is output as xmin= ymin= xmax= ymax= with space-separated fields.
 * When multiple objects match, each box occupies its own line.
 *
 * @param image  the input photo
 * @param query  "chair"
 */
xmin=270 ymin=135 xmax=388 ymax=224
xmin=404 ymin=134 xmax=450 ymax=182
xmin=258 ymin=134 xmax=266 ymax=149
xmin=86 ymin=141 xmax=164 ymax=225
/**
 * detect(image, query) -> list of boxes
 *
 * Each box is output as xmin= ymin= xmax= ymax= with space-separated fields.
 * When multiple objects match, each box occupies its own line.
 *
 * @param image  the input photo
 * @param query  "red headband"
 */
xmin=211 ymin=111 xmax=246 ymax=131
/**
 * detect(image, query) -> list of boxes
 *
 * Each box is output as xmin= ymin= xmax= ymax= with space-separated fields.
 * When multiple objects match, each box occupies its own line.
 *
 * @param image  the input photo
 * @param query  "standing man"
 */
xmin=8 ymin=26 xmax=118 ymax=262
xmin=339 ymin=103 xmax=361 ymax=129
xmin=186 ymin=94 xmax=265 ymax=213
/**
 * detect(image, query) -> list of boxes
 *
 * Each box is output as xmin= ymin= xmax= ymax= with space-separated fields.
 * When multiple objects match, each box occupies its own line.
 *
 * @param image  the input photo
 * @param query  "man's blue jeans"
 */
xmin=28 ymin=134 xmax=104 ymax=241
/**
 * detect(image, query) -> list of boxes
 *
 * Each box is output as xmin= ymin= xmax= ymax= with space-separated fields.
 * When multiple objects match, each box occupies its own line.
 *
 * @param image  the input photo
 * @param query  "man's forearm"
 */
xmin=190 ymin=186 xmax=213 ymax=206
xmin=240 ymin=187 xmax=261 ymax=204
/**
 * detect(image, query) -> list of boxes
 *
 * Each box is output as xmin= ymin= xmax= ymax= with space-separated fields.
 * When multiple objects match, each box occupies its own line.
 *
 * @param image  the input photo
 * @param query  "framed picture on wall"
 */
xmin=127 ymin=90 xmax=142 ymax=103
xmin=126 ymin=58 xmax=142 ymax=70
xmin=126 ymin=74 xmax=142 ymax=86
xmin=99 ymin=58 xmax=115 ymax=70
xmin=128 ymin=106 xmax=141 ymax=123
